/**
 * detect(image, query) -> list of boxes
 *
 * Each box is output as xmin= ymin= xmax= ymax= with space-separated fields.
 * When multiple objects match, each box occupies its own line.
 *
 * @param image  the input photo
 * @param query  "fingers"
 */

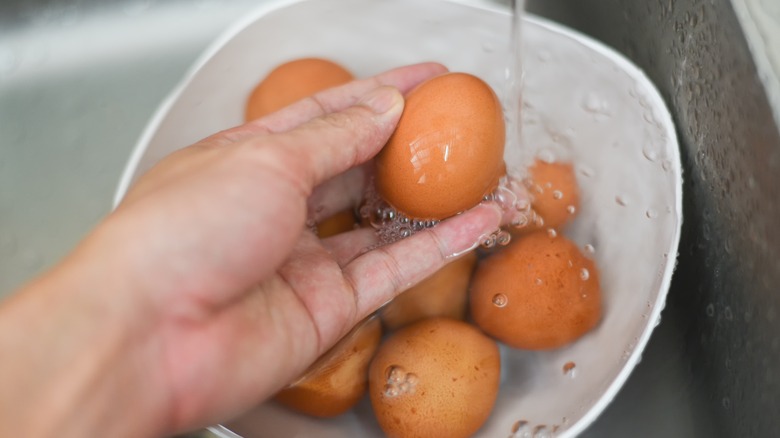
xmin=209 ymin=62 xmax=447 ymax=145
xmin=321 ymin=227 xmax=379 ymax=266
xmin=306 ymin=165 xmax=369 ymax=224
xmin=245 ymin=86 xmax=404 ymax=196
xmin=343 ymin=203 xmax=502 ymax=318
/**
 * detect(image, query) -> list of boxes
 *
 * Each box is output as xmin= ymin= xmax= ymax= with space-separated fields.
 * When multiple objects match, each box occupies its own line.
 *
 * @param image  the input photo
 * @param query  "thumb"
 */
xmin=268 ymin=86 xmax=404 ymax=191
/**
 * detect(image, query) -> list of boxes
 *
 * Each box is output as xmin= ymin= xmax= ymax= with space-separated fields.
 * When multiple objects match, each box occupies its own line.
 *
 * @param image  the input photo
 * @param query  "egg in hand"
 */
xmin=375 ymin=72 xmax=506 ymax=220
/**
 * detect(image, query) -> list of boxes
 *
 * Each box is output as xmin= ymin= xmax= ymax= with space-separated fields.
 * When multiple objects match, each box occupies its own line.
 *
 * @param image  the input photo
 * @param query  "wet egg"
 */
xmin=245 ymin=57 xmax=353 ymax=120
xmin=369 ymin=317 xmax=500 ymax=438
xmin=470 ymin=230 xmax=601 ymax=350
xmin=375 ymin=72 xmax=506 ymax=220
xmin=380 ymin=251 xmax=477 ymax=330
xmin=275 ymin=316 xmax=381 ymax=417
xmin=525 ymin=160 xmax=580 ymax=231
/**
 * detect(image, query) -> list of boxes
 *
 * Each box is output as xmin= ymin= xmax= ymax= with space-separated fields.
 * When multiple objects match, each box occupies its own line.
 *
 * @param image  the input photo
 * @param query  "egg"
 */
xmin=470 ymin=230 xmax=601 ymax=350
xmin=245 ymin=58 xmax=353 ymax=120
xmin=316 ymin=209 xmax=357 ymax=238
xmin=375 ymin=72 xmax=506 ymax=220
xmin=369 ymin=318 xmax=500 ymax=438
xmin=525 ymin=160 xmax=580 ymax=230
xmin=275 ymin=316 xmax=381 ymax=417
xmin=379 ymin=252 xmax=477 ymax=330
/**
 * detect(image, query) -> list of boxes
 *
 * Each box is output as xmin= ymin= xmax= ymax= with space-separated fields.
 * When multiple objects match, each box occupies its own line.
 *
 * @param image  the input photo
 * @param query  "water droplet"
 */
xmin=584 ymin=244 xmax=595 ymax=254
xmin=480 ymin=234 xmax=496 ymax=249
xmin=662 ymin=159 xmax=672 ymax=172
xmin=537 ymin=49 xmax=551 ymax=62
xmin=722 ymin=397 xmax=731 ymax=409
xmin=513 ymin=420 xmax=531 ymax=437
xmin=533 ymin=425 xmax=551 ymax=438
xmin=577 ymin=164 xmax=595 ymax=178
xmin=535 ymin=278 xmax=544 ymax=286
xmin=725 ymin=306 xmax=733 ymax=321
xmin=552 ymin=190 xmax=563 ymax=200
xmin=706 ymin=303 xmax=715 ymax=317
xmin=615 ymin=195 xmax=630 ymax=206
xmin=646 ymin=209 xmax=658 ymax=219
xmin=497 ymin=230 xmax=512 ymax=246
xmin=566 ymin=205 xmax=576 ymax=215
xmin=492 ymin=293 xmax=508 ymax=308
xmin=580 ymin=268 xmax=590 ymax=281
xmin=547 ymin=229 xmax=557 ymax=238
xmin=582 ymin=92 xmax=609 ymax=114
xmin=642 ymin=143 xmax=658 ymax=162
xmin=536 ymin=149 xmax=555 ymax=163
xmin=563 ymin=361 xmax=577 ymax=377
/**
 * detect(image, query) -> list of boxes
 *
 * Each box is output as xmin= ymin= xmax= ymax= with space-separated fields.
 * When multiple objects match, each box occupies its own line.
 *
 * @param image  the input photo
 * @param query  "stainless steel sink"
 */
xmin=1 ymin=0 xmax=778 ymax=436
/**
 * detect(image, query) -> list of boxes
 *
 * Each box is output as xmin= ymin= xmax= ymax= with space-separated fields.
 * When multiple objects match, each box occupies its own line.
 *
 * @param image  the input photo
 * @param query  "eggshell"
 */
xmin=380 ymin=252 xmax=477 ymax=330
xmin=470 ymin=230 xmax=601 ymax=350
xmin=369 ymin=317 xmax=500 ymax=438
xmin=526 ymin=160 xmax=580 ymax=230
xmin=245 ymin=57 xmax=353 ymax=120
xmin=375 ymin=72 xmax=505 ymax=220
xmin=275 ymin=316 xmax=382 ymax=417
xmin=317 ymin=209 xmax=357 ymax=238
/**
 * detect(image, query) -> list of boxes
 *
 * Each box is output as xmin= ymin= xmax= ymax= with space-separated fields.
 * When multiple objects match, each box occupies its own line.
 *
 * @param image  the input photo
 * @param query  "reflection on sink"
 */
xmin=1 ymin=0 xmax=778 ymax=436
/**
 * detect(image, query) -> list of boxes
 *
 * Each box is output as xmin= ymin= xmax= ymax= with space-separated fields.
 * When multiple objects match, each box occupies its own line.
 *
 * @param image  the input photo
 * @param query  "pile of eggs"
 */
xmin=245 ymin=58 xmax=602 ymax=438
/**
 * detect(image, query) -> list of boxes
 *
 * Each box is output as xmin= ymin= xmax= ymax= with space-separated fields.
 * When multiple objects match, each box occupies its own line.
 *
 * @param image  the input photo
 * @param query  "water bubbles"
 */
xmin=655 ymin=314 xmax=662 ymax=327
xmin=547 ymin=229 xmax=557 ymax=238
xmin=662 ymin=159 xmax=673 ymax=172
xmin=384 ymin=366 xmax=417 ymax=398
xmin=580 ymin=268 xmax=590 ymax=281
xmin=706 ymin=303 xmax=715 ymax=317
xmin=552 ymin=190 xmax=563 ymax=200
xmin=566 ymin=205 xmax=576 ymax=215
xmin=563 ymin=361 xmax=577 ymax=377
xmin=511 ymin=213 xmax=530 ymax=229
xmin=722 ymin=397 xmax=731 ymax=409
xmin=497 ymin=230 xmax=512 ymax=246
xmin=646 ymin=209 xmax=659 ymax=219
xmin=584 ymin=244 xmax=595 ymax=254
xmin=615 ymin=195 xmax=630 ymax=206
xmin=724 ymin=306 xmax=734 ymax=321
xmin=480 ymin=234 xmax=497 ymax=249
xmin=492 ymin=293 xmax=508 ymax=308
xmin=534 ymin=278 xmax=544 ymax=286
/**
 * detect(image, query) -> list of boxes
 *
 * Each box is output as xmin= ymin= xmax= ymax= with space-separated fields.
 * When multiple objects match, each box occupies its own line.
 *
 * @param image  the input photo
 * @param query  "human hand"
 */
xmin=0 ymin=63 xmax=503 ymax=438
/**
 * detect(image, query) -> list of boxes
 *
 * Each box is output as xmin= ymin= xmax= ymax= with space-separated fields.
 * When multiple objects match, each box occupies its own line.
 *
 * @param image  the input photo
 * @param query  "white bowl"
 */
xmin=114 ymin=0 xmax=683 ymax=436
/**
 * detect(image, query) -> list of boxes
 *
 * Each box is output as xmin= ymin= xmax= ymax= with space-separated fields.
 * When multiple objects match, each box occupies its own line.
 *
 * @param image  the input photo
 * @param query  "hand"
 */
xmin=0 ymin=63 xmax=502 ymax=438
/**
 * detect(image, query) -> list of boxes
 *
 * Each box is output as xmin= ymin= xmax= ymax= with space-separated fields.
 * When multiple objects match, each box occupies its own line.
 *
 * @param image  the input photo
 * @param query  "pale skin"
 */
xmin=0 ymin=63 xmax=505 ymax=438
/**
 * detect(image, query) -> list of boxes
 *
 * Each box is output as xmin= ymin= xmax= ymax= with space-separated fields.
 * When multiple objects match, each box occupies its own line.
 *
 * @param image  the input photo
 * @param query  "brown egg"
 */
xmin=369 ymin=318 xmax=500 ymax=438
xmin=526 ymin=160 xmax=580 ymax=230
xmin=375 ymin=72 xmax=506 ymax=220
xmin=275 ymin=316 xmax=382 ymax=417
xmin=470 ymin=230 xmax=601 ymax=350
xmin=317 ymin=209 xmax=356 ymax=238
xmin=380 ymin=252 xmax=477 ymax=330
xmin=245 ymin=58 xmax=353 ymax=120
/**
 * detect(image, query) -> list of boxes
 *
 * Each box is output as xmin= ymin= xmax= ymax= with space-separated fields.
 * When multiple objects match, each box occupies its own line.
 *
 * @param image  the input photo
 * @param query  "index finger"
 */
xmin=209 ymin=62 xmax=447 ymax=145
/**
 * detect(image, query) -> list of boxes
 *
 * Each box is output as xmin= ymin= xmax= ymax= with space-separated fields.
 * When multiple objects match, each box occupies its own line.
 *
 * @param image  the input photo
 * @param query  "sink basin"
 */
xmin=1 ymin=0 xmax=778 ymax=436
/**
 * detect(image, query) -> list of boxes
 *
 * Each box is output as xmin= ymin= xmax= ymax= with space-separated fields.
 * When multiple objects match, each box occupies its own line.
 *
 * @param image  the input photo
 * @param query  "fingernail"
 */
xmin=359 ymin=86 xmax=404 ymax=116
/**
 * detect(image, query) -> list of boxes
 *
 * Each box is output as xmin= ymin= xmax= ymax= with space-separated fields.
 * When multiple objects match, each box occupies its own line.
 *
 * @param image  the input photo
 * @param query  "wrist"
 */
xmin=0 ymin=230 xmax=168 ymax=438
